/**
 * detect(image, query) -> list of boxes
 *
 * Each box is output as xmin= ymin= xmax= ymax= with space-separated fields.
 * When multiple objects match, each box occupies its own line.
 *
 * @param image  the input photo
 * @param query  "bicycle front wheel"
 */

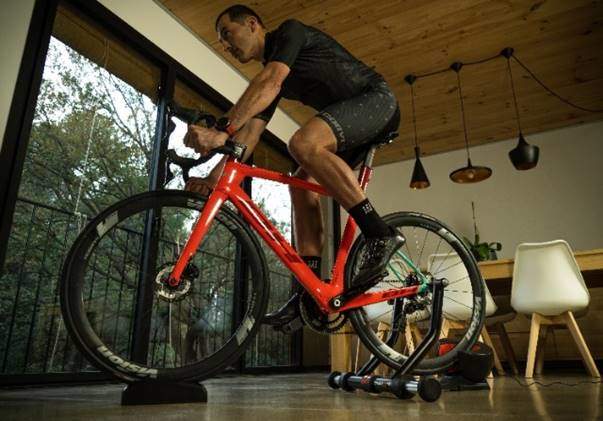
xmin=346 ymin=212 xmax=486 ymax=375
xmin=60 ymin=190 xmax=269 ymax=383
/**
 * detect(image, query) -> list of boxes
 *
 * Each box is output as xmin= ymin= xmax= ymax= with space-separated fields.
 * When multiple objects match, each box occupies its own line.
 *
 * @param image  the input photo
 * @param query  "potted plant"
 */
xmin=463 ymin=202 xmax=502 ymax=262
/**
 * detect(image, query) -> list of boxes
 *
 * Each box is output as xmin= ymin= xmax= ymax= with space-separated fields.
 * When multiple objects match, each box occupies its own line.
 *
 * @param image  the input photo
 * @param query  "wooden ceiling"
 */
xmin=159 ymin=0 xmax=603 ymax=166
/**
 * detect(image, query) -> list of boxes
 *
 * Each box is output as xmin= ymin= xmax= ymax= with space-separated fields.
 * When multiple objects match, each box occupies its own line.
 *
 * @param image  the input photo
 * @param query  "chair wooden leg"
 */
xmin=354 ymin=334 xmax=361 ymax=372
xmin=481 ymin=326 xmax=505 ymax=375
xmin=440 ymin=318 xmax=451 ymax=339
xmin=496 ymin=322 xmax=519 ymax=375
xmin=525 ymin=313 xmax=542 ymax=378
xmin=563 ymin=311 xmax=601 ymax=378
xmin=535 ymin=325 xmax=550 ymax=375
xmin=405 ymin=323 xmax=415 ymax=354
xmin=375 ymin=322 xmax=390 ymax=377
xmin=330 ymin=322 xmax=354 ymax=372
xmin=411 ymin=324 xmax=423 ymax=344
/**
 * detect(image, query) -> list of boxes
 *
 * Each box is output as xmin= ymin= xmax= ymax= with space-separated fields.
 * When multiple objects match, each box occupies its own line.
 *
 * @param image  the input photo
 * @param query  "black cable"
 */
xmin=511 ymin=55 xmax=603 ymax=113
xmin=409 ymin=84 xmax=419 ymax=148
xmin=411 ymin=50 xmax=603 ymax=114
xmin=415 ymin=53 xmax=502 ymax=78
xmin=506 ymin=58 xmax=523 ymax=134
xmin=454 ymin=70 xmax=472 ymax=160
xmin=510 ymin=375 xmax=603 ymax=388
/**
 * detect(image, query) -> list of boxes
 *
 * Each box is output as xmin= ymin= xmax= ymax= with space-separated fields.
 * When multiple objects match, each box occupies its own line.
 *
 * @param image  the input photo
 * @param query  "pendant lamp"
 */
xmin=405 ymin=74 xmax=430 ymax=189
xmin=501 ymin=48 xmax=540 ymax=170
xmin=449 ymin=62 xmax=492 ymax=183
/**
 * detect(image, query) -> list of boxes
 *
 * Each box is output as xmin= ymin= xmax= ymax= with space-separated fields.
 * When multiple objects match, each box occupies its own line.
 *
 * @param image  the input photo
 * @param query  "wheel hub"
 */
xmin=154 ymin=263 xmax=197 ymax=302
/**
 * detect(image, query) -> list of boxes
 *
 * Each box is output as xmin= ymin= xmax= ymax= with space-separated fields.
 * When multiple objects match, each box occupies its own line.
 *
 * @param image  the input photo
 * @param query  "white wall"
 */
xmin=368 ymin=121 xmax=603 ymax=258
xmin=0 ymin=0 xmax=36 ymax=147
xmin=0 ymin=0 xmax=298 ymax=150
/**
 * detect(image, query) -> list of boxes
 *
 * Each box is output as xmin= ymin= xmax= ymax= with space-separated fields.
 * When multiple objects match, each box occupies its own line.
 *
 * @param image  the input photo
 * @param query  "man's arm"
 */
xmin=226 ymin=61 xmax=290 ymax=131
xmin=207 ymin=117 xmax=267 ymax=178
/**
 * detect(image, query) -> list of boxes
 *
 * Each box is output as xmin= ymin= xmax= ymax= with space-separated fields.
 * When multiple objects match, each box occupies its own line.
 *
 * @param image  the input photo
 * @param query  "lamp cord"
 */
xmin=455 ymin=70 xmax=472 ymax=161
xmin=411 ymin=51 xmax=603 ymax=114
xmin=410 ymin=84 xmax=419 ymax=148
xmin=511 ymin=55 xmax=603 ymax=113
xmin=506 ymin=58 xmax=524 ymax=135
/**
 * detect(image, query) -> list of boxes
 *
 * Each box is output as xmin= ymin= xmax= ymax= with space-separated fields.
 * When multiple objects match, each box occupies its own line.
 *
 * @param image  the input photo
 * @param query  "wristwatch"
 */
xmin=216 ymin=116 xmax=237 ymax=136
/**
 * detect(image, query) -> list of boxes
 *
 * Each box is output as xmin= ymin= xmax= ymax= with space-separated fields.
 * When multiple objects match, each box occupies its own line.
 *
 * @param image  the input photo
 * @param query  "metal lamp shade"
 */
xmin=410 ymin=147 xmax=430 ymax=189
xmin=509 ymin=133 xmax=539 ymax=170
xmin=449 ymin=158 xmax=492 ymax=183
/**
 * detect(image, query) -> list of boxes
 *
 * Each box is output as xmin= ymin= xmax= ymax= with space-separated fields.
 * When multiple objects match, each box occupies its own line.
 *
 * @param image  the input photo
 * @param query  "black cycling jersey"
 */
xmin=256 ymin=19 xmax=399 ymax=156
xmin=257 ymin=19 xmax=384 ymax=120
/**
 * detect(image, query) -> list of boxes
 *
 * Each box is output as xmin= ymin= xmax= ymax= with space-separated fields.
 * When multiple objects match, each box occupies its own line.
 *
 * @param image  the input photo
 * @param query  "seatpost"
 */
xmin=363 ymin=146 xmax=378 ymax=168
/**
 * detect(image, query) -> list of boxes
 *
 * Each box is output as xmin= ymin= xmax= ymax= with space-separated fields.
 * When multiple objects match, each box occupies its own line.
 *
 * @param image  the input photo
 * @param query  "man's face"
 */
xmin=216 ymin=15 xmax=256 ymax=64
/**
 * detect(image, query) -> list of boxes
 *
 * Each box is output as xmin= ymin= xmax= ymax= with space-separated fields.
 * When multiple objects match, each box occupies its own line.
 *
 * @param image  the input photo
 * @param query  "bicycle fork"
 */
xmin=168 ymin=190 xmax=228 ymax=286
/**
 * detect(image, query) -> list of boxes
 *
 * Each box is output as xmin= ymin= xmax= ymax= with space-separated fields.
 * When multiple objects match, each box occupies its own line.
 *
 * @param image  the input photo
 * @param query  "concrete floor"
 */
xmin=0 ymin=372 xmax=601 ymax=420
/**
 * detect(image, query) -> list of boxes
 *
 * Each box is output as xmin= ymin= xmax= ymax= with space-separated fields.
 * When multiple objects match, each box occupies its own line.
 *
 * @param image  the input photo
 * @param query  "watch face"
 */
xmin=217 ymin=117 xmax=230 ymax=131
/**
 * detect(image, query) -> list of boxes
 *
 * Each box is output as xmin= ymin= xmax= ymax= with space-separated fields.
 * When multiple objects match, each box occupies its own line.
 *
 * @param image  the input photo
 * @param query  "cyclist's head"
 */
xmin=215 ymin=5 xmax=266 ymax=64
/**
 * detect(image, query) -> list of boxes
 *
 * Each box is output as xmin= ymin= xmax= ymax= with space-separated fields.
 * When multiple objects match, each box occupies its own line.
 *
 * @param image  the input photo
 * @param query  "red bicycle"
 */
xmin=60 ymin=104 xmax=485 ymax=383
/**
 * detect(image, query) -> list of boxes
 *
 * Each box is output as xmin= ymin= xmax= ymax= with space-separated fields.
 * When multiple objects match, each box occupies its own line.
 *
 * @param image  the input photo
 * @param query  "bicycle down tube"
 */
xmin=169 ymin=155 xmax=421 ymax=314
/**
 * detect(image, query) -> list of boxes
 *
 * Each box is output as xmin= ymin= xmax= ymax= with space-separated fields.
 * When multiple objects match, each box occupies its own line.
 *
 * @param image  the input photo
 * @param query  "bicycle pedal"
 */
xmin=273 ymin=317 xmax=304 ymax=334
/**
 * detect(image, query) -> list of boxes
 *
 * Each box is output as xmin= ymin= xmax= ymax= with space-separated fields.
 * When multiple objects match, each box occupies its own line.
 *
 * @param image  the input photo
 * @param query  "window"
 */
xmin=165 ymin=79 xmax=225 ymax=190
xmin=0 ymin=1 xmax=161 ymax=374
xmin=246 ymin=147 xmax=296 ymax=368
xmin=0 ymin=0 xmax=298 ymax=378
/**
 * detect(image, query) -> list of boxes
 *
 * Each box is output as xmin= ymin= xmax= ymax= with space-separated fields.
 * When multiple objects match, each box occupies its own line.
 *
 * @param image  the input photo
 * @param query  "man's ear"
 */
xmin=248 ymin=16 xmax=258 ymax=32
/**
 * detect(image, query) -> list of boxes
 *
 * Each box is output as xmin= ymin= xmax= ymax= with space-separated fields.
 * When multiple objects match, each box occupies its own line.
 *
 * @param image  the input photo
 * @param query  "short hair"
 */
xmin=215 ymin=5 xmax=265 ymax=31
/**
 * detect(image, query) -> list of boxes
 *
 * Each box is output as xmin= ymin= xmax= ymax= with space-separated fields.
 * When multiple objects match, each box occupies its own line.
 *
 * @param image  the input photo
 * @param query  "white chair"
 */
xmin=511 ymin=240 xmax=600 ymax=378
xmin=428 ymin=253 xmax=506 ymax=375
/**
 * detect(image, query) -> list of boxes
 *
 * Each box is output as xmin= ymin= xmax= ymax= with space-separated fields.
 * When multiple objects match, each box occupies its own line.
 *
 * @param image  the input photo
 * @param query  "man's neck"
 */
xmin=253 ymin=31 xmax=267 ymax=62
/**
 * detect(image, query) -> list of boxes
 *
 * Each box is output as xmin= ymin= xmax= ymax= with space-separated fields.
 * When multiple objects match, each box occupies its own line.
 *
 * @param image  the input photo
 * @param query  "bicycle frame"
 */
xmin=168 ymin=154 xmax=422 ymax=314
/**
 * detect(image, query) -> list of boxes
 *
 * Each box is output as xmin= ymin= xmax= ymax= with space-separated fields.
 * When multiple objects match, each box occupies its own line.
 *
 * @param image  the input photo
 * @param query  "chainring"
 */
xmin=299 ymin=291 xmax=348 ymax=334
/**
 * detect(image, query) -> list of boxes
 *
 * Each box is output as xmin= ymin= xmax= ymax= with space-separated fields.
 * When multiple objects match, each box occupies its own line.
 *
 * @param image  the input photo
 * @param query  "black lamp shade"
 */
xmin=450 ymin=158 xmax=492 ymax=183
xmin=509 ymin=133 xmax=539 ymax=170
xmin=410 ymin=147 xmax=430 ymax=189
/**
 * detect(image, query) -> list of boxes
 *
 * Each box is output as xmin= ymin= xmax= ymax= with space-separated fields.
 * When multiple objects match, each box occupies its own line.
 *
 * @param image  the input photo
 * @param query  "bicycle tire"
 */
xmin=346 ymin=212 xmax=485 ymax=375
xmin=60 ymin=190 xmax=269 ymax=383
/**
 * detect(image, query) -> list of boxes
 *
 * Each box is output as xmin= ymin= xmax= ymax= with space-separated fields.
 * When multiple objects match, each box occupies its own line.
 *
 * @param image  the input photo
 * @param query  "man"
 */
xmin=184 ymin=5 xmax=404 ymax=331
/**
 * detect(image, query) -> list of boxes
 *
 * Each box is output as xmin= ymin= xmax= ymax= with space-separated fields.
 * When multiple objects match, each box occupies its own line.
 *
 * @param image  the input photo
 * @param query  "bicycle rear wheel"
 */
xmin=346 ymin=212 xmax=485 ymax=375
xmin=60 ymin=190 xmax=268 ymax=382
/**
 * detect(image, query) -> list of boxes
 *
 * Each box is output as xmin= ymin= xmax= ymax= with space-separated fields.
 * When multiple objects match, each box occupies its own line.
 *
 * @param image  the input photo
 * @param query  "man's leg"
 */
xmin=288 ymin=117 xmax=365 ymax=210
xmin=289 ymin=168 xmax=324 ymax=257
xmin=263 ymin=168 xmax=324 ymax=328
xmin=288 ymin=117 xmax=404 ymax=290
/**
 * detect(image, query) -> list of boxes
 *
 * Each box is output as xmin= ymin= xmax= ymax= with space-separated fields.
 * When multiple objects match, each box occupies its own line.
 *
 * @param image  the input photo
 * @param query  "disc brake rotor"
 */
xmin=154 ymin=263 xmax=195 ymax=302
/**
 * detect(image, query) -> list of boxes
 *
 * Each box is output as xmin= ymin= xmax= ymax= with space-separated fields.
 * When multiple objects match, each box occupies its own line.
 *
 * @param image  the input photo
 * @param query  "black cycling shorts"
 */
xmin=317 ymin=80 xmax=400 ymax=161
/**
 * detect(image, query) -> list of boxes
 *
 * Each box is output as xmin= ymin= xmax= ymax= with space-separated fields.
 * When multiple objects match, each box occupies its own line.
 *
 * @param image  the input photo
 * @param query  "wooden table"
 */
xmin=479 ymin=248 xmax=603 ymax=294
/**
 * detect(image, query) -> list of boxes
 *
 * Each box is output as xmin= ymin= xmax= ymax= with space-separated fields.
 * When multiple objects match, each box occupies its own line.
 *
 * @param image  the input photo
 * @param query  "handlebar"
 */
xmin=164 ymin=102 xmax=247 ymax=184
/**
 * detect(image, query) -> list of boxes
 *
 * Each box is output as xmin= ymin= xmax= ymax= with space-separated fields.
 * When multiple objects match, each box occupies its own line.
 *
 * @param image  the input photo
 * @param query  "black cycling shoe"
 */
xmin=262 ymin=293 xmax=301 ymax=327
xmin=351 ymin=228 xmax=406 ymax=292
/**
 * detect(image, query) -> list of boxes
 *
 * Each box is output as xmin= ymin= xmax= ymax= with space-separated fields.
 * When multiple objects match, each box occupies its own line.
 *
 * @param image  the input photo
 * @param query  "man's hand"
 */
xmin=185 ymin=175 xmax=218 ymax=196
xmin=184 ymin=125 xmax=229 ymax=156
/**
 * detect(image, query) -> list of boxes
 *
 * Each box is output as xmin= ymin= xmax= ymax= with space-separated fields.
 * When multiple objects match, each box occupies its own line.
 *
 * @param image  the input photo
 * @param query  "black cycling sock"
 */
xmin=348 ymin=199 xmax=390 ymax=238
